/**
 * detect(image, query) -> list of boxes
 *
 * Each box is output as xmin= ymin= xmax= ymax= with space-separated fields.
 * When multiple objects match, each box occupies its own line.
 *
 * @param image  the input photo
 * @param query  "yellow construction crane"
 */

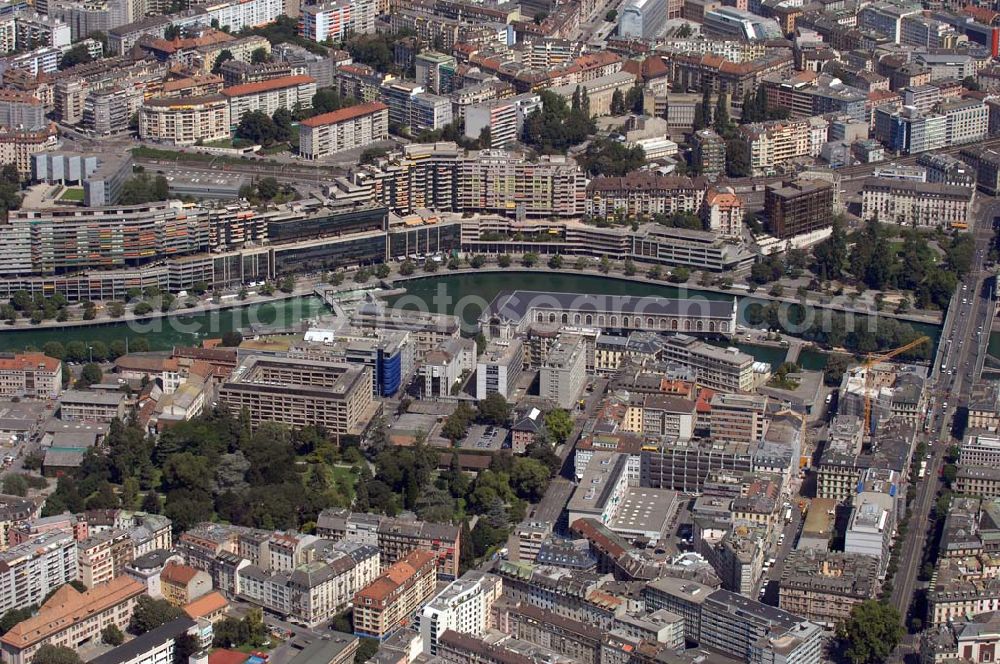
xmin=862 ymin=335 xmax=931 ymax=434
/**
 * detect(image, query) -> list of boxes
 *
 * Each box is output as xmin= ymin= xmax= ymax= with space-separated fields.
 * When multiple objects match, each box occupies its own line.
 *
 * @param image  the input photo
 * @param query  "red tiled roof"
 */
xmin=222 ymin=75 xmax=315 ymax=97
xmin=184 ymin=591 xmax=228 ymax=619
xmin=1 ymin=577 xmax=144 ymax=649
xmin=300 ymin=102 xmax=388 ymax=128
xmin=209 ymin=650 xmax=249 ymax=664
xmin=0 ymin=352 xmax=60 ymax=372
xmin=161 ymin=561 xmax=201 ymax=585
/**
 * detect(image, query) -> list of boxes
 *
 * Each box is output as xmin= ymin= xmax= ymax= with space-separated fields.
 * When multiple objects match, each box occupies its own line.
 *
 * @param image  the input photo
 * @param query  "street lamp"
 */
xmin=88 ymin=345 xmax=92 ymax=363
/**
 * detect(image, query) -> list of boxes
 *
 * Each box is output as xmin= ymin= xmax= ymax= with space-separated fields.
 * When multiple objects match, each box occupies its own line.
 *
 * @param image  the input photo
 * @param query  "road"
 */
xmin=889 ymin=195 xmax=997 ymax=655
xmin=526 ymin=376 xmax=609 ymax=534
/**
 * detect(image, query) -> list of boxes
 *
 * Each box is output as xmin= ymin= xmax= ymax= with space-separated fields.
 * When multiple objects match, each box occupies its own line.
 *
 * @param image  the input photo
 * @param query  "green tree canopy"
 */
xmin=836 ymin=600 xmax=903 ymax=664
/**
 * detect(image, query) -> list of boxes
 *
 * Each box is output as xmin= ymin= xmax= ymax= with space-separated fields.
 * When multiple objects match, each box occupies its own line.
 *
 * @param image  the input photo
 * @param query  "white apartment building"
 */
xmin=139 ymin=95 xmax=231 ymax=146
xmin=419 ymin=572 xmax=503 ymax=655
xmin=0 ymin=531 xmax=79 ymax=615
xmin=14 ymin=13 xmax=71 ymax=50
xmin=861 ymin=178 xmax=972 ymax=227
xmin=299 ymin=102 xmax=388 ymax=160
xmin=202 ymin=0 xmax=283 ymax=32
xmin=463 ymin=94 xmax=541 ymax=149
xmin=960 ymin=434 xmax=1000 ymax=467
xmin=739 ymin=119 xmax=813 ymax=177
xmin=222 ymin=75 xmax=316 ymax=127
xmin=539 ymin=333 xmax=588 ymax=410
xmin=661 ymin=334 xmax=754 ymax=393
xmin=942 ymin=99 xmax=988 ymax=146
xmin=237 ymin=544 xmax=379 ymax=626
xmin=300 ymin=0 xmax=375 ymax=43
xmin=702 ymin=188 xmax=743 ymax=238
xmin=475 ymin=338 xmax=523 ymax=401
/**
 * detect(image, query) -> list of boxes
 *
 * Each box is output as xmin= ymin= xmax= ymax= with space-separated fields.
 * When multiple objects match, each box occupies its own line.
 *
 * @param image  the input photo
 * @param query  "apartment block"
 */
xmin=160 ymin=562 xmax=212 ymax=606
xmin=504 ymin=603 xmax=603 ymax=664
xmin=0 ymin=352 xmax=61 ymax=399
xmin=476 ymin=338 xmax=524 ymax=401
xmin=764 ymin=180 xmax=834 ymax=239
xmin=738 ymin=118 xmax=819 ymax=176
xmin=700 ymin=590 xmax=823 ymax=664
xmin=702 ymin=188 xmax=743 ymax=238
xmin=710 ymin=393 xmax=768 ymax=444
xmin=0 ymin=577 xmax=145 ymax=664
xmin=78 ymin=529 xmax=135 ymax=589
xmin=299 ymin=102 xmax=389 ymax=160
xmin=353 ymin=549 xmax=437 ymax=640
xmin=844 ymin=495 xmax=895 ymax=577
xmin=217 ymin=356 xmax=377 ymax=437
xmin=0 ymin=90 xmax=45 ymax=132
xmin=585 ymin=174 xmax=705 ymax=219
xmin=861 ymin=178 xmax=972 ymax=227
xmin=139 ymin=95 xmax=231 ymax=146
xmin=419 ymin=571 xmax=503 ymax=655
xmin=692 ymin=128 xmax=726 ymax=176
xmin=300 ymin=0 xmax=376 ymax=43
xmin=238 ymin=543 xmax=380 ymax=626
xmin=463 ymin=93 xmax=541 ymax=148
xmin=661 ymin=334 xmax=753 ymax=393
xmin=380 ymin=81 xmax=453 ymax=132
xmin=539 ymin=333 xmax=588 ymax=410
xmin=777 ymin=551 xmax=880 ymax=627
xmin=222 ymin=75 xmax=316 ymax=127
xmin=316 ymin=510 xmax=461 ymax=579
xmin=0 ymin=531 xmax=78 ymax=616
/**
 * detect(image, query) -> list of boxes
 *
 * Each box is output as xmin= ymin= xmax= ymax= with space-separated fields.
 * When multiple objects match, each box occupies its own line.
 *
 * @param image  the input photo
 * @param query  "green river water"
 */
xmin=0 ymin=272 xmax=942 ymax=369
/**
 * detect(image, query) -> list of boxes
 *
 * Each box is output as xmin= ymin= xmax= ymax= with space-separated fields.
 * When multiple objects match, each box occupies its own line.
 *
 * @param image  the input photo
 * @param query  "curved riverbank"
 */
xmin=384 ymin=267 xmax=944 ymax=327
xmin=0 ymin=270 xmax=942 ymax=367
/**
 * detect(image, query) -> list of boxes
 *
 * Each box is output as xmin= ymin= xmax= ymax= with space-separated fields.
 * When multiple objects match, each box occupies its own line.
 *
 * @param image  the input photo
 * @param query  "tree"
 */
xmin=251 ymin=46 xmax=269 ymax=64
xmin=313 ymin=88 xmax=344 ymax=114
xmin=423 ymin=258 xmax=439 ymax=273
xmin=714 ymin=92 xmax=730 ymax=135
xmin=478 ymin=393 xmax=511 ymax=425
xmin=357 ymin=638 xmax=379 ymax=664
xmin=141 ymin=491 xmax=161 ymax=514
xmin=610 ymin=89 xmax=626 ymax=115
xmin=836 ymin=600 xmax=903 ymax=664
xmin=0 ymin=163 xmax=22 ymax=217
xmin=522 ymin=252 xmax=539 ymax=267
xmin=106 ymin=301 xmax=126 ymax=318
xmin=164 ymin=24 xmax=182 ymax=40
xmin=212 ymin=49 xmax=234 ymax=74
xmin=59 ymin=44 xmax=93 ymax=70
xmin=623 ymin=258 xmax=636 ymax=276
xmin=0 ymin=607 xmax=34 ymax=635
xmin=497 ymin=254 xmax=512 ymax=268
xmin=101 ymin=625 xmax=124 ymax=646
xmin=43 ymin=341 xmax=65 ymax=360
xmin=129 ymin=595 xmax=185 ymax=635
xmin=510 ymin=457 xmax=550 ymax=502
xmin=235 ymin=110 xmax=277 ymax=145
xmin=522 ymin=90 xmax=594 ymax=153
xmin=578 ymin=138 xmax=645 ymax=177
xmin=824 ymin=353 xmax=851 ymax=387
xmin=272 ymin=107 xmax=294 ymax=143
xmin=469 ymin=255 xmax=486 ymax=269
xmin=77 ymin=363 xmax=103 ymax=388
xmin=605 ymin=9 xmax=617 ymax=20
xmin=943 ymin=464 xmax=958 ymax=486
xmin=544 ymin=409 xmax=573 ymax=444
xmin=548 ymin=254 xmax=563 ymax=269
xmin=31 ymin=645 xmax=82 ymax=664
xmin=478 ymin=126 xmax=491 ymax=149
xmin=399 ymin=260 xmax=415 ymax=276
xmin=2 ymin=475 xmax=27 ymax=497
